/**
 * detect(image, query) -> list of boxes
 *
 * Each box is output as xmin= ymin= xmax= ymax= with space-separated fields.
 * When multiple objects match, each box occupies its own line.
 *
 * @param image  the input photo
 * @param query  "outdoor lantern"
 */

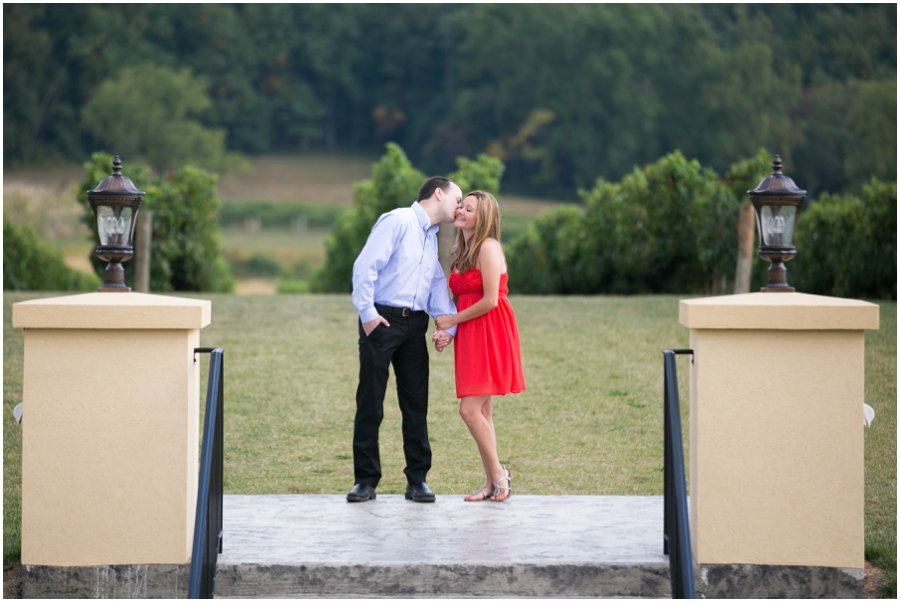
xmin=747 ymin=155 xmax=806 ymax=292
xmin=86 ymin=156 xmax=145 ymax=292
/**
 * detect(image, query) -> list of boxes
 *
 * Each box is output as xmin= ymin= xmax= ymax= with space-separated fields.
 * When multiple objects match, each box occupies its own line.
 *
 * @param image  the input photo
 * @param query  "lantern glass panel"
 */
xmin=96 ymin=205 xmax=132 ymax=246
xmin=759 ymin=204 xmax=797 ymax=248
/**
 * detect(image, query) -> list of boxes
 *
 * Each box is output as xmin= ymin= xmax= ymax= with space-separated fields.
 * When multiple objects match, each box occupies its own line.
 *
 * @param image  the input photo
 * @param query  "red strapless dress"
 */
xmin=449 ymin=268 xmax=526 ymax=398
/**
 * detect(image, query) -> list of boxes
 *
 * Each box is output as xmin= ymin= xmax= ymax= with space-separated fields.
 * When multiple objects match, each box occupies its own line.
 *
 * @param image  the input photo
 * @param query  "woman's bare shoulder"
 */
xmin=477 ymin=238 xmax=506 ymax=272
xmin=479 ymin=237 xmax=502 ymax=252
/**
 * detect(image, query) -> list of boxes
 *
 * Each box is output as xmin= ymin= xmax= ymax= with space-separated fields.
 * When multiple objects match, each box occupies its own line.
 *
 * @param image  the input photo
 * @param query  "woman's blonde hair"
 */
xmin=451 ymin=190 xmax=501 ymax=274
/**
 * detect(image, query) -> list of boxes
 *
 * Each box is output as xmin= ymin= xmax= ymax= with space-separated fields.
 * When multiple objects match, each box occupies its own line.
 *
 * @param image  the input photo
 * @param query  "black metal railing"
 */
xmin=189 ymin=347 xmax=225 ymax=599
xmin=662 ymin=349 xmax=696 ymax=599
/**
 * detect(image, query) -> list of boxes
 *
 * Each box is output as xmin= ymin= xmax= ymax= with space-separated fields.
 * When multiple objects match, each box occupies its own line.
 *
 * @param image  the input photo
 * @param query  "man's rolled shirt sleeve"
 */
xmin=428 ymin=266 xmax=458 ymax=338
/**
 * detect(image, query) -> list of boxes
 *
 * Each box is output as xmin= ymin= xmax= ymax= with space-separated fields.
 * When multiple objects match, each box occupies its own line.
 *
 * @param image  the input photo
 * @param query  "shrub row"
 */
xmin=313 ymin=144 xmax=895 ymax=300
xmin=507 ymin=150 xmax=772 ymax=295
xmin=3 ymin=214 xmax=100 ymax=292
xmin=505 ymin=152 xmax=896 ymax=299
xmin=793 ymin=179 xmax=897 ymax=299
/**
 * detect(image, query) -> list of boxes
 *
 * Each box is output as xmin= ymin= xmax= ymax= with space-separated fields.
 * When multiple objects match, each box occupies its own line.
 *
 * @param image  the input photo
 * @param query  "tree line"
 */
xmin=4 ymin=4 xmax=896 ymax=199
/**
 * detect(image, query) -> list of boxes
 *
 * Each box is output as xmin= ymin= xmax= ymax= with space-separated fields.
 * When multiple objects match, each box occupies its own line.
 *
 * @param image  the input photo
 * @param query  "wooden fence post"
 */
xmin=733 ymin=203 xmax=755 ymax=294
xmin=438 ymin=223 xmax=454 ymax=279
xmin=135 ymin=210 xmax=153 ymax=293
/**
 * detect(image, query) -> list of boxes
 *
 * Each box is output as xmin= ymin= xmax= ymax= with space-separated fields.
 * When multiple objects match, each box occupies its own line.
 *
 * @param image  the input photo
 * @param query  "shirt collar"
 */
xmin=411 ymin=201 xmax=437 ymax=234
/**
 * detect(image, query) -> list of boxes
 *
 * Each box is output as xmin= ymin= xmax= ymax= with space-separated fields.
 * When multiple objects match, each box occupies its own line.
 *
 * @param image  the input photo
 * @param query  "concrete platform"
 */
xmin=215 ymin=495 xmax=671 ymax=598
xmin=22 ymin=494 xmax=861 ymax=598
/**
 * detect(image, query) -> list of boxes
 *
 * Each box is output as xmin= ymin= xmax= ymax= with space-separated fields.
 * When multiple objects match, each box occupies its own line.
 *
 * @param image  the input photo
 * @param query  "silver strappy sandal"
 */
xmin=492 ymin=467 xmax=512 ymax=502
xmin=464 ymin=485 xmax=494 ymax=502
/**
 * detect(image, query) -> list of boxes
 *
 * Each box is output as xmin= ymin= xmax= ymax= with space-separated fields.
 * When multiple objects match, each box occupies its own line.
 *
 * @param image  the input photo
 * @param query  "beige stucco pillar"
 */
xmin=679 ymin=292 xmax=878 ymax=571
xmin=13 ymin=292 xmax=211 ymax=567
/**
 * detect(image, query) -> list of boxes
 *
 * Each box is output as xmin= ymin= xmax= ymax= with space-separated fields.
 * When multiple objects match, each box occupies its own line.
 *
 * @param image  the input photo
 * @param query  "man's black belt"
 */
xmin=375 ymin=303 xmax=424 ymax=318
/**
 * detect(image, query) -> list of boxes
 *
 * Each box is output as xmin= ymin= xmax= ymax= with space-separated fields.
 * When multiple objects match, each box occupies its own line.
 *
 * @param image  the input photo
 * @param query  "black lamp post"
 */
xmin=748 ymin=155 xmax=806 ymax=292
xmin=86 ymin=156 xmax=145 ymax=292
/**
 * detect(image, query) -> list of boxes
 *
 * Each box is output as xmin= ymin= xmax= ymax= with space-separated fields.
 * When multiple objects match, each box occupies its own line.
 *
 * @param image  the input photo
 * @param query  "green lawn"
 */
xmin=863 ymin=301 xmax=898 ymax=596
xmin=3 ymin=293 xmax=895 ymax=596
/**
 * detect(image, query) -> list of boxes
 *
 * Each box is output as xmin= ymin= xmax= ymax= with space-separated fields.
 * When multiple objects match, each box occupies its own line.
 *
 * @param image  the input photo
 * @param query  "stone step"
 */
xmin=215 ymin=495 xmax=672 ymax=598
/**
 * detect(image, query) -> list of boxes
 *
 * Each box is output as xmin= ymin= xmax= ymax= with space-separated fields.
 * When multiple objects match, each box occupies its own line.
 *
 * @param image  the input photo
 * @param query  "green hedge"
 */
xmin=505 ymin=147 xmax=895 ymax=299
xmin=3 ymin=214 xmax=101 ymax=292
xmin=793 ymin=179 xmax=897 ymax=299
xmin=508 ymin=150 xmax=770 ymax=295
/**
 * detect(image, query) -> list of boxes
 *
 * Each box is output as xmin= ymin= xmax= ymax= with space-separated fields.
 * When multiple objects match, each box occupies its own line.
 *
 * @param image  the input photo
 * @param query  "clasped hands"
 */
xmin=364 ymin=315 xmax=455 ymax=352
xmin=432 ymin=314 xmax=456 ymax=353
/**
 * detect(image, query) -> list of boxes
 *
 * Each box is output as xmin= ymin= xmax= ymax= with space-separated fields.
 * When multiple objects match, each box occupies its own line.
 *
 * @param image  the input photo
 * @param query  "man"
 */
xmin=348 ymin=176 xmax=460 ymax=503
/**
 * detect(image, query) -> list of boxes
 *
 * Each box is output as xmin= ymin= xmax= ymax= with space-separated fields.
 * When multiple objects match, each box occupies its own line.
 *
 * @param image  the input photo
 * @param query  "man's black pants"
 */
xmin=353 ymin=306 xmax=431 ymax=488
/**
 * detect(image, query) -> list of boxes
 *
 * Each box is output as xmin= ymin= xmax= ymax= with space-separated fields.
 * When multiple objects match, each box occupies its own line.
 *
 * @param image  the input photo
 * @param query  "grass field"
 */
xmin=3 ymin=292 xmax=896 ymax=595
xmin=217 ymin=153 xmax=374 ymax=205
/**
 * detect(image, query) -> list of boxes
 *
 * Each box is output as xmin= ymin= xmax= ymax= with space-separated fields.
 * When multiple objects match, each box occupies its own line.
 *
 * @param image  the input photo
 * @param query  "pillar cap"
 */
xmin=12 ymin=292 xmax=211 ymax=330
xmin=679 ymin=292 xmax=879 ymax=330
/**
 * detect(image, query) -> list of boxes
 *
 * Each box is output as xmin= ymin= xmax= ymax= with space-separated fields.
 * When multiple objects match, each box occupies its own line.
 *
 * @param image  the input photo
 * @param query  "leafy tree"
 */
xmin=3 ymin=212 xmax=101 ymax=291
xmin=81 ymin=64 xmax=240 ymax=173
xmin=288 ymin=4 xmax=366 ymax=151
xmin=792 ymin=76 xmax=897 ymax=196
xmin=794 ymin=179 xmax=897 ymax=299
xmin=77 ymin=152 xmax=233 ymax=293
xmin=844 ymin=79 xmax=897 ymax=189
xmin=447 ymin=154 xmax=505 ymax=198
xmin=3 ymin=4 xmax=187 ymax=164
xmin=312 ymin=143 xmax=503 ymax=293
xmin=3 ymin=4 xmax=895 ymax=199
xmin=449 ymin=4 xmax=804 ymax=197
xmin=3 ymin=5 xmax=56 ymax=161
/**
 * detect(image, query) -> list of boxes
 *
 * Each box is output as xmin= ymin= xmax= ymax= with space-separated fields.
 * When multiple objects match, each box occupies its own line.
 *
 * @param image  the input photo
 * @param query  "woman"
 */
xmin=434 ymin=190 xmax=525 ymax=502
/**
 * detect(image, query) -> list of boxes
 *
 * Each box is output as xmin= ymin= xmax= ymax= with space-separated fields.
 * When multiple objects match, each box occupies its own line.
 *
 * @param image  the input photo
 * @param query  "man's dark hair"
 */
xmin=417 ymin=176 xmax=452 ymax=202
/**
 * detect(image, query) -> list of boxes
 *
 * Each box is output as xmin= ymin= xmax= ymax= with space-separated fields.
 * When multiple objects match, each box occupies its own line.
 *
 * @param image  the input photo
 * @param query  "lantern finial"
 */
xmin=86 ymin=156 xmax=145 ymax=292
xmin=747 ymin=154 xmax=806 ymax=292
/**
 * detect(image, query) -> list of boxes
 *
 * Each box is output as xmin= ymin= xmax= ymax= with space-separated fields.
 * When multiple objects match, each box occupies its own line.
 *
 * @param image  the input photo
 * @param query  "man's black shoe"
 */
xmin=346 ymin=483 xmax=376 ymax=502
xmin=405 ymin=482 xmax=436 ymax=503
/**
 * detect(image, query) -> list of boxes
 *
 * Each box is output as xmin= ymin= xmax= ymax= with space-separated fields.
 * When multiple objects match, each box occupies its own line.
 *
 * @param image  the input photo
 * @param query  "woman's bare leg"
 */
xmin=481 ymin=397 xmax=510 ymax=501
xmin=459 ymin=394 xmax=505 ymax=500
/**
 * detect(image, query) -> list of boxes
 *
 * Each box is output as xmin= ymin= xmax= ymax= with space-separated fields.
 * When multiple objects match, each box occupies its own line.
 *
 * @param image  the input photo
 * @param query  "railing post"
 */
xmin=215 ymin=353 xmax=224 ymax=554
xmin=189 ymin=348 xmax=225 ymax=599
xmin=662 ymin=349 xmax=696 ymax=599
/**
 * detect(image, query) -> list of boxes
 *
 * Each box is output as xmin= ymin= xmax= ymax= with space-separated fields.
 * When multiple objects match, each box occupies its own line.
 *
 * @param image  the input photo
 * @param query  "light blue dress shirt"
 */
xmin=352 ymin=202 xmax=458 ymax=337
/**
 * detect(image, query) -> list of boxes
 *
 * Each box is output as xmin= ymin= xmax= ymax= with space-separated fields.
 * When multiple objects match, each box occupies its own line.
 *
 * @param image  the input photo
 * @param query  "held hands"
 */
xmin=432 ymin=312 xmax=456 ymax=352
xmin=435 ymin=314 xmax=455 ymax=331
xmin=432 ymin=329 xmax=453 ymax=353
